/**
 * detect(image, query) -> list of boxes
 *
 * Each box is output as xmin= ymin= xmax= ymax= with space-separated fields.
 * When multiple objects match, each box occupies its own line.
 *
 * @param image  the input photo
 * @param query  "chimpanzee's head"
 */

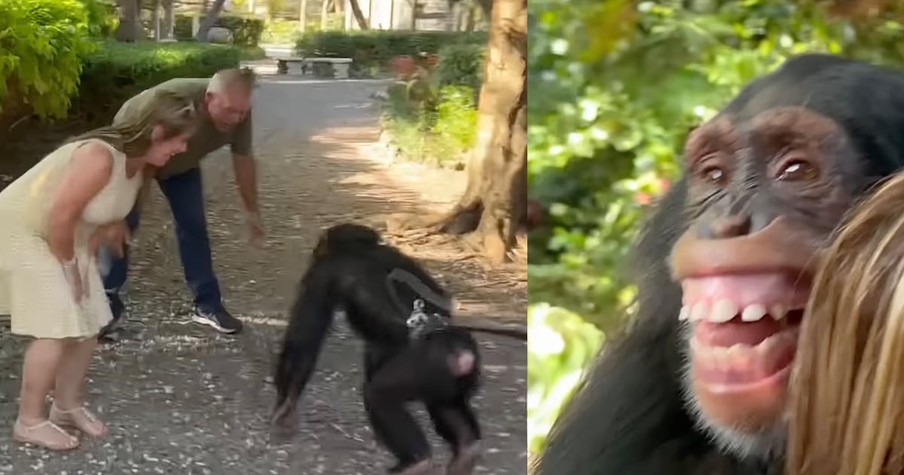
xmin=667 ymin=53 xmax=904 ymax=459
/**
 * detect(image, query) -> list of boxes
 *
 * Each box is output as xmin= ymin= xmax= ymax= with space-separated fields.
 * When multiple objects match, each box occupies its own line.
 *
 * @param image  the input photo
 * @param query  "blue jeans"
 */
xmin=99 ymin=167 xmax=224 ymax=317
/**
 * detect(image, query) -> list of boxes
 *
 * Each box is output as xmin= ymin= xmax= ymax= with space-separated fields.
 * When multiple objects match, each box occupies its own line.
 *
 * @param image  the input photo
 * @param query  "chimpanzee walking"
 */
xmin=270 ymin=223 xmax=485 ymax=475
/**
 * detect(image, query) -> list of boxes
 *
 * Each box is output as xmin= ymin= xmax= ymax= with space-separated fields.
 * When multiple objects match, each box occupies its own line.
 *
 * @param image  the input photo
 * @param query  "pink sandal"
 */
xmin=13 ymin=419 xmax=79 ymax=450
xmin=49 ymin=404 xmax=107 ymax=438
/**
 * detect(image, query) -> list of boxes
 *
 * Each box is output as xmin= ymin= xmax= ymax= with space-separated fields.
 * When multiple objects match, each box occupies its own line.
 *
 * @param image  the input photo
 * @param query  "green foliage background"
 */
xmin=527 ymin=0 xmax=904 ymax=457
xmin=0 ymin=0 xmax=99 ymax=119
xmin=378 ymin=37 xmax=485 ymax=167
xmin=295 ymin=30 xmax=487 ymax=76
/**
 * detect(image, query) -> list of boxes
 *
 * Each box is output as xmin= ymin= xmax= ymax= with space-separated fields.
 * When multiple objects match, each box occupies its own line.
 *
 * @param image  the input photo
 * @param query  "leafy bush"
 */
xmin=381 ymin=83 xmax=477 ymax=167
xmin=436 ymin=43 xmax=485 ymax=91
xmin=432 ymin=85 xmax=478 ymax=152
xmin=527 ymin=304 xmax=604 ymax=455
xmin=174 ymin=14 xmax=192 ymax=40
xmin=80 ymin=0 xmax=118 ymax=38
xmin=295 ymin=31 xmax=487 ymax=77
xmin=262 ymin=19 xmax=302 ymax=44
xmin=173 ymin=14 xmax=264 ymax=47
xmin=0 ymin=0 xmax=98 ymax=120
xmin=215 ymin=15 xmax=265 ymax=47
xmin=75 ymin=41 xmax=242 ymax=120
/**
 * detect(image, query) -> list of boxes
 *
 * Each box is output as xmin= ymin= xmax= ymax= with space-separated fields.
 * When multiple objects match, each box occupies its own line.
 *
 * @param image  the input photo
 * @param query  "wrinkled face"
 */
xmin=205 ymin=88 xmax=251 ymax=132
xmin=669 ymin=106 xmax=865 ymax=458
xmin=146 ymin=125 xmax=191 ymax=167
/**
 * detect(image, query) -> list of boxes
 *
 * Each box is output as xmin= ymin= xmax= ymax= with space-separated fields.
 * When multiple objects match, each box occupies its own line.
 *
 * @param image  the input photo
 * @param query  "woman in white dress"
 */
xmin=0 ymin=89 xmax=199 ymax=450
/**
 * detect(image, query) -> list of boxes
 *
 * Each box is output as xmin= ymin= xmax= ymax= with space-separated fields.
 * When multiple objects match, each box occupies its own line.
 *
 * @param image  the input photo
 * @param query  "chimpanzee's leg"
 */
xmin=363 ymin=349 xmax=435 ymax=474
xmin=427 ymin=399 xmax=482 ymax=475
xmin=427 ymin=399 xmax=481 ymax=451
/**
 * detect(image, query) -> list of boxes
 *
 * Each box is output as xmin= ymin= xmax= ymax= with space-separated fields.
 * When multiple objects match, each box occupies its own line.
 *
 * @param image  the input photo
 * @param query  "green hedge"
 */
xmin=175 ymin=14 xmax=192 ymax=39
xmin=173 ymin=14 xmax=265 ymax=47
xmin=436 ymin=43 xmax=485 ymax=92
xmin=215 ymin=16 xmax=265 ymax=47
xmin=0 ymin=0 xmax=98 ymax=121
xmin=74 ymin=41 xmax=242 ymax=121
xmin=295 ymin=31 xmax=488 ymax=76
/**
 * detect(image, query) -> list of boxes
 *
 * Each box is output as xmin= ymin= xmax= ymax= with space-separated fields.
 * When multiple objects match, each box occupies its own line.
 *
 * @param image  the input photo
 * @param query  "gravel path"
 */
xmin=0 ymin=73 xmax=527 ymax=474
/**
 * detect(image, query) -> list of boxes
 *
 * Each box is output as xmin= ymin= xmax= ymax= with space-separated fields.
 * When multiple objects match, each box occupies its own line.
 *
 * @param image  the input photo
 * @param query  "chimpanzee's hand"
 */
xmin=268 ymin=401 xmax=299 ymax=444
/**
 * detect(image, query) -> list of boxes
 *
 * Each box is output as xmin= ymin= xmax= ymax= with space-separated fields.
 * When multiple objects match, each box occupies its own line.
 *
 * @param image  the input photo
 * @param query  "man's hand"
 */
xmin=89 ymin=220 xmax=131 ymax=258
xmin=246 ymin=210 xmax=265 ymax=247
xmin=232 ymin=153 xmax=262 ymax=247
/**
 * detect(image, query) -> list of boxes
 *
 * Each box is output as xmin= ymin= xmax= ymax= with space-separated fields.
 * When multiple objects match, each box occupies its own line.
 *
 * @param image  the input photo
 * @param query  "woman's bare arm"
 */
xmin=46 ymin=141 xmax=114 ymax=263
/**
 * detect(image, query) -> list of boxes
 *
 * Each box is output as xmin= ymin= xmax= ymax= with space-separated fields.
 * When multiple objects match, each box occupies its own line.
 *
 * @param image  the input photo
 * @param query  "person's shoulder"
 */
xmin=70 ymin=140 xmax=116 ymax=174
xmin=153 ymin=78 xmax=210 ymax=99
xmin=163 ymin=78 xmax=210 ymax=92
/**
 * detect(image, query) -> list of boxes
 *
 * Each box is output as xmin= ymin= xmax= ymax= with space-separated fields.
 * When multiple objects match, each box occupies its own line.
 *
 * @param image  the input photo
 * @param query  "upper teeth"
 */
xmin=678 ymin=301 xmax=795 ymax=323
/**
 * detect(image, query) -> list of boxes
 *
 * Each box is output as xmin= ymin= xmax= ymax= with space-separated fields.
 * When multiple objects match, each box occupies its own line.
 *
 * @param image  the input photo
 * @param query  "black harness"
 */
xmin=385 ymin=268 xmax=451 ymax=339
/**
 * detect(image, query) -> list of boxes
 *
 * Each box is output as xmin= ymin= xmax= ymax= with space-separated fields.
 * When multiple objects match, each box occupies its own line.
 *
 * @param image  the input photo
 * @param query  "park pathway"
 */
xmin=0 ymin=72 xmax=527 ymax=474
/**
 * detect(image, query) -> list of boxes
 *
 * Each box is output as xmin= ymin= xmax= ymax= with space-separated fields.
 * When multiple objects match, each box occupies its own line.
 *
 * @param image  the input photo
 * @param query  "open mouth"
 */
xmin=680 ymin=271 xmax=810 ymax=393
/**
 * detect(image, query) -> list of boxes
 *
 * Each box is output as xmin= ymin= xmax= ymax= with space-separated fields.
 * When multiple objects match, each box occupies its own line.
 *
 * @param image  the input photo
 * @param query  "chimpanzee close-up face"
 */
xmin=534 ymin=53 xmax=904 ymax=475
xmin=669 ymin=105 xmax=866 ymax=456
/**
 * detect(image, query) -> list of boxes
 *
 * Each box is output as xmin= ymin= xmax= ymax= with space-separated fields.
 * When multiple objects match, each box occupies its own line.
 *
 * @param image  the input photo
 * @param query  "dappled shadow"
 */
xmin=0 ymin=73 xmax=525 ymax=474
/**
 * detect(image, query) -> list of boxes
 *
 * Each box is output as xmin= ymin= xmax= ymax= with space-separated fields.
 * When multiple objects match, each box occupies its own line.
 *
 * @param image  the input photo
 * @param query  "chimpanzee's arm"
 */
xmin=331 ymin=256 xmax=412 ymax=346
xmin=273 ymin=263 xmax=336 ymax=409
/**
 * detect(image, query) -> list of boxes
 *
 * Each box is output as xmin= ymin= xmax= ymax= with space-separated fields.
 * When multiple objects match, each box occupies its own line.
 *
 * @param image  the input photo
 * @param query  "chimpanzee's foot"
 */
xmin=447 ymin=442 xmax=481 ymax=475
xmin=389 ymin=458 xmax=439 ymax=475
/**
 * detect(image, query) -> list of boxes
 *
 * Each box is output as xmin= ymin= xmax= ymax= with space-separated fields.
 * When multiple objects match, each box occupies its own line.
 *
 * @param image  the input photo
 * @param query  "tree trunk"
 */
xmin=161 ymin=0 xmax=175 ymax=40
xmin=387 ymin=0 xmax=528 ymax=266
xmin=321 ymin=0 xmax=331 ymax=30
xmin=195 ymin=0 xmax=228 ymax=41
xmin=299 ymin=0 xmax=308 ymax=33
xmin=348 ymin=0 xmax=370 ymax=29
xmin=115 ymin=0 xmax=142 ymax=42
xmin=151 ymin=0 xmax=161 ymax=41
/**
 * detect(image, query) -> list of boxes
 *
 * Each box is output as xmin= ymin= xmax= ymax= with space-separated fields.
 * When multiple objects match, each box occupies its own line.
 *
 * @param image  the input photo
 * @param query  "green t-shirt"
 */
xmin=113 ymin=78 xmax=253 ymax=180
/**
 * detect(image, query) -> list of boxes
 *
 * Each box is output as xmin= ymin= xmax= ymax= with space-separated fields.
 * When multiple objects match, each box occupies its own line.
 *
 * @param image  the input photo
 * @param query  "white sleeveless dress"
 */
xmin=0 ymin=138 xmax=143 ymax=339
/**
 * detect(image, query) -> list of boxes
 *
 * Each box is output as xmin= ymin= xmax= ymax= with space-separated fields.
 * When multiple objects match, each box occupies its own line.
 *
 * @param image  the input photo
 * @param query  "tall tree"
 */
xmin=348 ymin=0 xmax=370 ymax=29
xmin=195 ymin=0 xmax=228 ymax=41
xmin=389 ymin=0 xmax=528 ymax=265
xmin=115 ymin=0 xmax=142 ymax=42
xmin=160 ymin=0 xmax=175 ymax=40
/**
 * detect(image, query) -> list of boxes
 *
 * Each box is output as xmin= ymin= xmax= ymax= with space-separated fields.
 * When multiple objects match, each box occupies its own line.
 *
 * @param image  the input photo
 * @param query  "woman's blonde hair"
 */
xmin=66 ymin=89 xmax=199 ymax=158
xmin=787 ymin=171 xmax=904 ymax=475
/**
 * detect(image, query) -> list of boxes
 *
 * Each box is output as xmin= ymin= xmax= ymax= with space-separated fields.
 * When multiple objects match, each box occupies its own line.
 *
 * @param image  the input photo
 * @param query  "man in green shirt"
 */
xmin=98 ymin=68 xmax=263 ymax=338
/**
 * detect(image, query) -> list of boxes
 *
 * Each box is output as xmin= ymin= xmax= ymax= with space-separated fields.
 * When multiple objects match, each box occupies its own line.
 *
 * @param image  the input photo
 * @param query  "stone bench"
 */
xmin=276 ymin=57 xmax=353 ymax=79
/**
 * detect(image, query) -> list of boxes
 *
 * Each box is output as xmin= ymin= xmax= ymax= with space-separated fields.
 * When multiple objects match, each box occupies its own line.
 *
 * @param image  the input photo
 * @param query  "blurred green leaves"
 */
xmin=527 ymin=304 xmax=605 ymax=455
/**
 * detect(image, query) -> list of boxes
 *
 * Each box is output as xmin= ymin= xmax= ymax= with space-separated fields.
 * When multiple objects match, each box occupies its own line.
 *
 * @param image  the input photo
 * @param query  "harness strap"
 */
xmin=385 ymin=268 xmax=451 ymax=339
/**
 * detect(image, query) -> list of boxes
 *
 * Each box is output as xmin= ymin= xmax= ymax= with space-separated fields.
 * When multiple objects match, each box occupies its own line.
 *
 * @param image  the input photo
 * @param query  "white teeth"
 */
xmin=756 ymin=333 xmax=779 ymax=355
xmin=709 ymin=299 xmax=738 ymax=323
xmin=691 ymin=302 xmax=709 ymax=322
xmin=711 ymin=346 xmax=729 ymax=367
xmin=741 ymin=304 xmax=768 ymax=322
xmin=770 ymin=305 xmax=788 ymax=320
xmin=680 ymin=301 xmax=797 ymax=323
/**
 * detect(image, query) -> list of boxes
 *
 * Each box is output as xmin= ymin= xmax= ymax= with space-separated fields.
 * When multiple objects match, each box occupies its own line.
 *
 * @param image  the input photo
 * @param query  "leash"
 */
xmin=384 ymin=268 xmax=527 ymax=341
